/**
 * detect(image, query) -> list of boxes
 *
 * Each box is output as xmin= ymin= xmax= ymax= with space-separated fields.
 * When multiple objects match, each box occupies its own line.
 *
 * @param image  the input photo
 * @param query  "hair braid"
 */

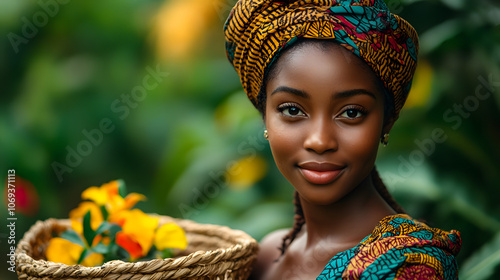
xmin=371 ymin=167 xmax=405 ymax=214
xmin=278 ymin=190 xmax=305 ymax=256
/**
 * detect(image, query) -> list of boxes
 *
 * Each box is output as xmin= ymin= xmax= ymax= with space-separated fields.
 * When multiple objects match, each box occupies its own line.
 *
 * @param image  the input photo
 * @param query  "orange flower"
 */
xmin=115 ymin=209 xmax=159 ymax=260
xmin=81 ymin=180 xmax=146 ymax=215
xmin=81 ymin=181 xmax=119 ymax=206
xmin=116 ymin=232 xmax=143 ymax=260
xmin=47 ymin=180 xmax=188 ymax=265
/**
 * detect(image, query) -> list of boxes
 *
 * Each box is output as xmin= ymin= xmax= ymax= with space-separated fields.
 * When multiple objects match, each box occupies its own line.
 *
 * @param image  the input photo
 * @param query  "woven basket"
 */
xmin=16 ymin=216 xmax=259 ymax=280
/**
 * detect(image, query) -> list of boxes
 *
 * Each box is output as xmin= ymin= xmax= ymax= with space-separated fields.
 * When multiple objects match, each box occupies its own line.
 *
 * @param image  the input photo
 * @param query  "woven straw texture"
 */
xmin=16 ymin=216 xmax=259 ymax=280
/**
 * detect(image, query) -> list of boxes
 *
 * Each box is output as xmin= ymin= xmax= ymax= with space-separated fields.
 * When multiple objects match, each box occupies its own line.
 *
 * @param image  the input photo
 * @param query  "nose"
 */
xmin=303 ymin=117 xmax=338 ymax=154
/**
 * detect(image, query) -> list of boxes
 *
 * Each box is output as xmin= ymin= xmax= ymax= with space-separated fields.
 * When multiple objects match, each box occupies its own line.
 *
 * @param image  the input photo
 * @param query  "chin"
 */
xmin=294 ymin=180 xmax=354 ymax=206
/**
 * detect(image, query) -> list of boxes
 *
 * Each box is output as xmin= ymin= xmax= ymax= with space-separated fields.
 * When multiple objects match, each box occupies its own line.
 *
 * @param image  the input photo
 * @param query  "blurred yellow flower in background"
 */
xmin=406 ymin=59 xmax=434 ymax=108
xmin=226 ymin=156 xmax=267 ymax=190
xmin=152 ymin=0 xmax=224 ymax=61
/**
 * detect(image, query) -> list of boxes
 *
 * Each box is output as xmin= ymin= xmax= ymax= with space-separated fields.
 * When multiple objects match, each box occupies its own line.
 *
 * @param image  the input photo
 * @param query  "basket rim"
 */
xmin=16 ymin=216 xmax=259 ymax=279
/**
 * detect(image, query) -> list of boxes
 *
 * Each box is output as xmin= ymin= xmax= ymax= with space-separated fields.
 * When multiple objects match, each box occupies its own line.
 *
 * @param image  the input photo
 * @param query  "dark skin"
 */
xmin=251 ymin=42 xmax=397 ymax=279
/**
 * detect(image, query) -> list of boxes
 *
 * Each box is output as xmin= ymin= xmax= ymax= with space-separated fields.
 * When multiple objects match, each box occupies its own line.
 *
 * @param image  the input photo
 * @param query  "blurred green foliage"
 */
xmin=1 ymin=0 xmax=499 ymax=279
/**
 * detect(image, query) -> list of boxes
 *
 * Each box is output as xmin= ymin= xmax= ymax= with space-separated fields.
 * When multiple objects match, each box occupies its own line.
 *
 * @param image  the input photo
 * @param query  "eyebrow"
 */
xmin=270 ymin=86 xmax=377 ymax=100
xmin=271 ymin=86 xmax=309 ymax=98
xmin=336 ymin=89 xmax=377 ymax=100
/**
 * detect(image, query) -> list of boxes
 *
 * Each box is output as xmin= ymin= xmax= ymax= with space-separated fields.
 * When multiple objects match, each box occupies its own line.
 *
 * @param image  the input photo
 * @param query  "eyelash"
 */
xmin=277 ymin=103 xmax=306 ymax=117
xmin=338 ymin=105 xmax=367 ymax=119
xmin=276 ymin=103 xmax=367 ymax=120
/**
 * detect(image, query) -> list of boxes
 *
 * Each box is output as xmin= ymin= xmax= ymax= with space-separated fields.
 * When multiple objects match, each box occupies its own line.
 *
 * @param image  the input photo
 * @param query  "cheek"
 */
xmin=267 ymin=119 xmax=296 ymax=159
xmin=338 ymin=120 xmax=382 ymax=164
xmin=265 ymin=114 xmax=303 ymax=175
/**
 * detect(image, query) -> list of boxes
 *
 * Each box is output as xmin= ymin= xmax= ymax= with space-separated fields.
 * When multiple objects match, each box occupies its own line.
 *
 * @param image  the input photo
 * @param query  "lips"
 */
xmin=298 ymin=162 xmax=344 ymax=185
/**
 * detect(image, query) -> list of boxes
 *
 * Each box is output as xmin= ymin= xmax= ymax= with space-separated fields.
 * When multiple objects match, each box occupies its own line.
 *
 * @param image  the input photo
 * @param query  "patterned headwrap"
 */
xmin=224 ymin=0 xmax=419 ymax=118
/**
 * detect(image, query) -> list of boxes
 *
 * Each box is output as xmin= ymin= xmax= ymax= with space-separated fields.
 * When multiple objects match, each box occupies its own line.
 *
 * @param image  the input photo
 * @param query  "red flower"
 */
xmin=4 ymin=176 xmax=39 ymax=216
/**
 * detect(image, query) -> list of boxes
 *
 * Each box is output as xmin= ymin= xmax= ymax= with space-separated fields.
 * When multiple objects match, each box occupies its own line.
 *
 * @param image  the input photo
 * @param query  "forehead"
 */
xmin=267 ymin=42 xmax=384 ymax=98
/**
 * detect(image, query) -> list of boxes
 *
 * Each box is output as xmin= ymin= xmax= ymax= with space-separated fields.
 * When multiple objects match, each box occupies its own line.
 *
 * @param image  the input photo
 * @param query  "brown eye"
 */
xmin=288 ymin=107 xmax=300 ymax=115
xmin=346 ymin=109 xmax=358 ymax=118
xmin=278 ymin=103 xmax=306 ymax=117
xmin=339 ymin=107 xmax=366 ymax=119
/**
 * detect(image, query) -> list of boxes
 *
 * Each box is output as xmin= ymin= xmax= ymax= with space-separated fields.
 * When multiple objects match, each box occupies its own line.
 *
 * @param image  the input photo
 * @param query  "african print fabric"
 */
xmin=224 ymin=0 xmax=418 ymax=118
xmin=317 ymin=214 xmax=461 ymax=279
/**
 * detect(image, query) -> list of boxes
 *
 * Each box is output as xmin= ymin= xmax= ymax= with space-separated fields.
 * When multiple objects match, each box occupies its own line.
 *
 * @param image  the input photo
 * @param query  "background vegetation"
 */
xmin=1 ymin=0 xmax=499 ymax=279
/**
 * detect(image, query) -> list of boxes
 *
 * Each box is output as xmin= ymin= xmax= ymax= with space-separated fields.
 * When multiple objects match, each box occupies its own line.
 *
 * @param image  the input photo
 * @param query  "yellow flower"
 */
xmin=154 ymin=223 xmax=188 ymax=251
xmin=123 ymin=192 xmax=147 ymax=210
xmin=46 ymin=237 xmax=103 ymax=267
xmin=115 ymin=209 xmax=159 ymax=260
xmin=226 ymin=156 xmax=267 ymax=190
xmin=81 ymin=252 xmax=104 ymax=267
xmin=81 ymin=181 xmax=118 ymax=206
xmin=81 ymin=180 xmax=146 ymax=215
xmin=51 ymin=180 xmax=188 ymax=265
xmin=69 ymin=201 xmax=103 ymax=233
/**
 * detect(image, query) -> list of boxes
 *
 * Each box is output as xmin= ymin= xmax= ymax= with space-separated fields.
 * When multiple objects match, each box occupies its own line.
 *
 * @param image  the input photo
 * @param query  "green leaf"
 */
xmin=95 ymin=221 xmax=112 ymax=236
xmin=92 ymin=242 xmax=110 ymax=254
xmin=100 ymin=205 xmax=108 ymax=221
xmin=460 ymin=233 xmax=500 ymax=280
xmin=117 ymin=179 xmax=127 ymax=198
xmin=60 ymin=229 xmax=86 ymax=248
xmin=77 ymin=248 xmax=92 ymax=265
xmin=161 ymin=248 xmax=174 ymax=259
xmin=102 ymin=243 xmax=123 ymax=263
xmin=107 ymin=224 xmax=122 ymax=241
xmin=83 ymin=210 xmax=96 ymax=247
xmin=115 ymin=244 xmax=131 ymax=260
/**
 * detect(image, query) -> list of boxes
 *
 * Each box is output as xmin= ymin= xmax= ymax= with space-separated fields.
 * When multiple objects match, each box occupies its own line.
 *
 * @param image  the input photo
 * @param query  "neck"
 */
xmin=300 ymin=172 xmax=396 ymax=249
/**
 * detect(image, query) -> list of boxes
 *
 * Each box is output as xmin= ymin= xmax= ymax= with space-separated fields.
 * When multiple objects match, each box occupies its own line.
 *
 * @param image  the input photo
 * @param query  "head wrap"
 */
xmin=224 ymin=0 xmax=419 ymax=118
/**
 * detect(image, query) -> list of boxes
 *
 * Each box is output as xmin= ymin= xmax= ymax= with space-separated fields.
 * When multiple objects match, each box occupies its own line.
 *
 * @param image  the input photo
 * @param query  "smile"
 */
xmin=298 ymin=162 xmax=345 ymax=185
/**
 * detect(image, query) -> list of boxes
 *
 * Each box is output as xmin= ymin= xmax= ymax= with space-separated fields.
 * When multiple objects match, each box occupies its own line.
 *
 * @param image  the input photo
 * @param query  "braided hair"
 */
xmin=278 ymin=190 xmax=306 ymax=256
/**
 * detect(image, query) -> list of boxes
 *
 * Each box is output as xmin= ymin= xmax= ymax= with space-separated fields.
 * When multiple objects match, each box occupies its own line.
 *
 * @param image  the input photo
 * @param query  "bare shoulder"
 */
xmin=258 ymin=228 xmax=289 ymax=262
xmin=250 ymin=228 xmax=289 ymax=279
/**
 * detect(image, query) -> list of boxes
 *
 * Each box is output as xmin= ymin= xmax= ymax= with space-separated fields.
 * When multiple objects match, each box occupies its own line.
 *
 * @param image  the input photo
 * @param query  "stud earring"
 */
xmin=264 ymin=129 xmax=269 ymax=140
xmin=381 ymin=133 xmax=389 ymax=147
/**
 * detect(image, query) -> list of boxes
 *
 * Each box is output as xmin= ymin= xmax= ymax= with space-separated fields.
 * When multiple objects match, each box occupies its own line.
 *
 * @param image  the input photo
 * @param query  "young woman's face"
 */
xmin=265 ymin=43 xmax=388 ymax=206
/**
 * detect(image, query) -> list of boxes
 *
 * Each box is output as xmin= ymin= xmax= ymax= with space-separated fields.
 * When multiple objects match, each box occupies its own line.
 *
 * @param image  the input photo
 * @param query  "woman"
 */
xmin=224 ymin=0 xmax=461 ymax=279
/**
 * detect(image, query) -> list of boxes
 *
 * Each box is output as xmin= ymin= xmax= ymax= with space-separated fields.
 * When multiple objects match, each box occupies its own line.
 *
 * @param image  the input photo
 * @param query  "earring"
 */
xmin=264 ymin=129 xmax=269 ymax=140
xmin=381 ymin=133 xmax=389 ymax=147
